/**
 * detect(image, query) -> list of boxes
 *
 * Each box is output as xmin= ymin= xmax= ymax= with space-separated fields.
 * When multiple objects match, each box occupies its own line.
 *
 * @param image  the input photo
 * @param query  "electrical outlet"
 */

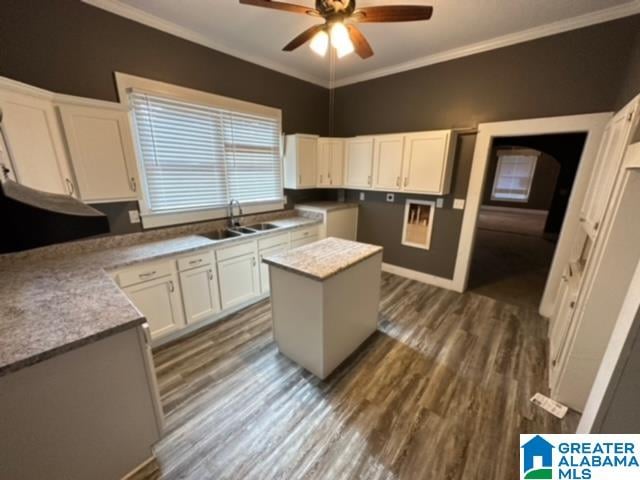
xmin=386 ymin=193 xmax=395 ymax=202
xmin=436 ymin=198 xmax=444 ymax=208
xmin=128 ymin=210 xmax=141 ymax=224
xmin=359 ymin=192 xmax=365 ymax=201
xmin=283 ymin=195 xmax=288 ymax=205
xmin=453 ymin=199 xmax=465 ymax=210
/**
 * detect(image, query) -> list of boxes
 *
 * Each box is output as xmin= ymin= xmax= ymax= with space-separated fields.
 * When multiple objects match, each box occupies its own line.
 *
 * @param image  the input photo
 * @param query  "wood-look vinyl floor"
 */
xmin=133 ymin=272 xmax=578 ymax=480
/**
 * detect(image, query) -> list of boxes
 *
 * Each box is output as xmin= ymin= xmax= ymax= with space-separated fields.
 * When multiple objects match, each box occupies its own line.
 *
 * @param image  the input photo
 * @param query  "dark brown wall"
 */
xmin=0 ymin=0 xmax=331 ymax=236
xmin=333 ymin=16 xmax=640 ymax=279
xmin=617 ymin=25 xmax=640 ymax=109
xmin=482 ymin=150 xmax=560 ymax=211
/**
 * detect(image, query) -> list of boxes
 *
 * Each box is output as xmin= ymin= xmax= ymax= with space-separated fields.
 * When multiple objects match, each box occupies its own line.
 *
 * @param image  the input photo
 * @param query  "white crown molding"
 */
xmin=333 ymin=0 xmax=640 ymax=88
xmin=82 ymin=0 xmax=330 ymax=87
xmin=82 ymin=0 xmax=640 ymax=90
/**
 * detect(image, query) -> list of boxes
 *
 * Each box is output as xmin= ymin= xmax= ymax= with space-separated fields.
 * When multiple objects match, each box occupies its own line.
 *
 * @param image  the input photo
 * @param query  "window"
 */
xmin=120 ymin=74 xmax=283 ymax=228
xmin=491 ymin=150 xmax=539 ymax=202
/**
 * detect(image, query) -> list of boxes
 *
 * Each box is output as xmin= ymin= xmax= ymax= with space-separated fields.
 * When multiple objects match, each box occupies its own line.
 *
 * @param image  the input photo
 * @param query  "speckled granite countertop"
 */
xmin=0 ymin=215 xmax=320 ymax=377
xmin=295 ymin=202 xmax=359 ymax=212
xmin=263 ymin=237 xmax=382 ymax=281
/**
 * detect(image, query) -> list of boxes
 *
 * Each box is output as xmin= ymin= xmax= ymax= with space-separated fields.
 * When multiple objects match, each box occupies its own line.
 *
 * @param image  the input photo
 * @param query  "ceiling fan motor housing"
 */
xmin=316 ymin=0 xmax=356 ymax=17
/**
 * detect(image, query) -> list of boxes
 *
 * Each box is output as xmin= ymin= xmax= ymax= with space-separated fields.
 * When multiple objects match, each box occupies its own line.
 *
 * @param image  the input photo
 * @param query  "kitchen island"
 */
xmin=263 ymin=237 xmax=383 ymax=379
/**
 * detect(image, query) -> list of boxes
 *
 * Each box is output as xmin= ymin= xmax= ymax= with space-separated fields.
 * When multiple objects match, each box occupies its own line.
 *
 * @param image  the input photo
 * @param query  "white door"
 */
xmin=123 ymin=274 xmax=185 ymax=339
xmin=57 ymin=104 xmax=140 ymax=202
xmin=259 ymin=243 xmax=289 ymax=293
xmin=373 ymin=135 xmax=404 ymax=191
xmin=0 ymin=90 xmax=75 ymax=195
xmin=297 ymin=136 xmax=318 ymax=188
xmin=345 ymin=137 xmax=374 ymax=188
xmin=179 ymin=264 xmax=221 ymax=324
xmin=218 ymin=253 xmax=260 ymax=309
xmin=402 ymin=131 xmax=450 ymax=194
xmin=581 ymin=105 xmax=636 ymax=238
xmin=317 ymin=140 xmax=331 ymax=187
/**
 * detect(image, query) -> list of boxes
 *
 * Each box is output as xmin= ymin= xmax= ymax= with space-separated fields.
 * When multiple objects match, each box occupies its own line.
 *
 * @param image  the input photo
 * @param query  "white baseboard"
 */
xmin=121 ymin=456 xmax=156 ymax=480
xmin=382 ymin=263 xmax=461 ymax=292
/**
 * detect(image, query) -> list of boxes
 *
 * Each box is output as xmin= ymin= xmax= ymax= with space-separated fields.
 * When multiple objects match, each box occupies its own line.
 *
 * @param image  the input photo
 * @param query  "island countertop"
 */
xmin=0 ymin=214 xmax=320 ymax=377
xmin=263 ymin=237 xmax=383 ymax=281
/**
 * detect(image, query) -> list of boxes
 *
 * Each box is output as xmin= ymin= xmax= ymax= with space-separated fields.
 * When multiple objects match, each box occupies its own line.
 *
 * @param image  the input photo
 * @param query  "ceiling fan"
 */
xmin=239 ymin=0 xmax=433 ymax=59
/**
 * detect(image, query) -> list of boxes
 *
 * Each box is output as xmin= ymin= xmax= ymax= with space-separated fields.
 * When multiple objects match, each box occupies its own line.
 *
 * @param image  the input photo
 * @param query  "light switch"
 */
xmin=386 ymin=193 xmax=395 ymax=202
xmin=129 ymin=210 xmax=141 ymax=224
xmin=436 ymin=198 xmax=444 ymax=208
xmin=359 ymin=192 xmax=365 ymax=201
xmin=453 ymin=199 xmax=465 ymax=210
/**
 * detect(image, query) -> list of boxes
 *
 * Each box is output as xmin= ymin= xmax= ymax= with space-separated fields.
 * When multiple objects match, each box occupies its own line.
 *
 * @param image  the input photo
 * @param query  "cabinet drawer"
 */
xmin=291 ymin=226 xmax=318 ymax=241
xmin=177 ymin=250 xmax=213 ymax=272
xmin=117 ymin=260 xmax=174 ymax=288
xmin=216 ymin=240 xmax=256 ymax=262
xmin=258 ymin=233 xmax=289 ymax=250
xmin=291 ymin=236 xmax=319 ymax=249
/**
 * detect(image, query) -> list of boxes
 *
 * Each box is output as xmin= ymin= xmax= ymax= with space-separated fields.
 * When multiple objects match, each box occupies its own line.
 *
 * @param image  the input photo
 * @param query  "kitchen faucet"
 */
xmin=228 ymin=199 xmax=243 ymax=228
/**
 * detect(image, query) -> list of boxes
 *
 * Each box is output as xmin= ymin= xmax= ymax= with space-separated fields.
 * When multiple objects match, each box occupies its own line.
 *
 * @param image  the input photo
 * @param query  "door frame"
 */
xmin=452 ymin=112 xmax=611 ymax=316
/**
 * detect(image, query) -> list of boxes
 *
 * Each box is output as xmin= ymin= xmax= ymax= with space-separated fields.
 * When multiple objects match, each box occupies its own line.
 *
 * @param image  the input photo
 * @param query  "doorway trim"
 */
xmin=452 ymin=112 xmax=612 ymax=316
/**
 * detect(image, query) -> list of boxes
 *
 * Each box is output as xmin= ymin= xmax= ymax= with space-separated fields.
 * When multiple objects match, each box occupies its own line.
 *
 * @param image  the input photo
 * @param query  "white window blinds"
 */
xmin=130 ymin=91 xmax=282 ymax=215
xmin=491 ymin=151 xmax=539 ymax=202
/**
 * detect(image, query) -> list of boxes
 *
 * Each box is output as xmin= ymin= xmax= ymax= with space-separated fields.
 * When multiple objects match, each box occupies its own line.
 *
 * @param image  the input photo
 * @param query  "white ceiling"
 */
xmin=86 ymin=0 xmax=640 ymax=87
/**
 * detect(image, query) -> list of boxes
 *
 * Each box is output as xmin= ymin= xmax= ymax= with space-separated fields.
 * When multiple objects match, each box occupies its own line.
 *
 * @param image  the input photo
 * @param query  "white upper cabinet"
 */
xmin=372 ymin=135 xmax=404 ymax=191
xmin=57 ymin=101 xmax=140 ymax=203
xmin=580 ymin=100 xmax=637 ymax=239
xmin=344 ymin=137 xmax=374 ymax=188
xmin=402 ymin=130 xmax=455 ymax=195
xmin=317 ymin=138 xmax=344 ymax=188
xmin=0 ymin=88 xmax=76 ymax=196
xmin=283 ymin=134 xmax=318 ymax=189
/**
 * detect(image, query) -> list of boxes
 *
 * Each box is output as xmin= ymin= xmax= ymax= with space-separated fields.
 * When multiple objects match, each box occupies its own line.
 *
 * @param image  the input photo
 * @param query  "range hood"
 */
xmin=0 ymin=179 xmax=110 ymax=254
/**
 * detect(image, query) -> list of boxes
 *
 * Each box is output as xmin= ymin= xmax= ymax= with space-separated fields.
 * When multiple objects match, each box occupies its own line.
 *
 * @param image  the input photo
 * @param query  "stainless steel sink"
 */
xmin=246 ymin=223 xmax=279 ymax=232
xmin=233 ymin=226 xmax=258 ymax=234
xmin=204 ymin=229 xmax=243 ymax=240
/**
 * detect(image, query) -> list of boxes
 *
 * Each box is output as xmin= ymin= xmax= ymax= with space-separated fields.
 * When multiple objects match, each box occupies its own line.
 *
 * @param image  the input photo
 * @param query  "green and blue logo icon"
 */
xmin=521 ymin=435 xmax=554 ymax=479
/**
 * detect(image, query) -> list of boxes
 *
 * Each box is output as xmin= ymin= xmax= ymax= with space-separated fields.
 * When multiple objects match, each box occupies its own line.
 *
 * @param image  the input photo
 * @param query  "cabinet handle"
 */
xmin=208 ymin=269 xmax=214 ymax=281
xmin=594 ymin=221 xmax=600 ymax=231
xmin=579 ymin=216 xmax=585 ymax=223
xmin=367 ymin=175 xmax=371 ymax=185
xmin=252 ymin=257 xmax=256 ymax=267
xmin=1 ymin=164 xmax=10 ymax=179
xmin=319 ymin=174 xmax=323 ymax=184
xmin=65 ymin=178 xmax=75 ymax=196
xmin=139 ymin=270 xmax=157 ymax=279
xmin=189 ymin=259 xmax=203 ymax=265
xmin=298 ymin=175 xmax=302 ymax=184
xmin=570 ymin=301 xmax=575 ymax=309
xmin=396 ymin=176 xmax=400 ymax=187
xmin=169 ymin=280 xmax=175 ymax=292
xmin=404 ymin=177 xmax=409 ymax=187
xmin=130 ymin=177 xmax=137 ymax=192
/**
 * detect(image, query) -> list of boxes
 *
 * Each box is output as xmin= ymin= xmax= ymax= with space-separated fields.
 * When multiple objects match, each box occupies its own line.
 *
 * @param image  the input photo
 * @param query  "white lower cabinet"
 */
xmin=179 ymin=264 xmax=220 ymax=324
xmin=122 ymin=272 xmax=185 ymax=339
xmin=259 ymin=243 xmax=289 ymax=293
xmin=217 ymin=252 xmax=260 ymax=310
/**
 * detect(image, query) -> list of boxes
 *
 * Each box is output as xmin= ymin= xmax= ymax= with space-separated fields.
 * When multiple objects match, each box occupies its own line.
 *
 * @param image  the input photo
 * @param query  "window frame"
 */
xmin=490 ymin=149 xmax=539 ymax=203
xmin=115 ymin=73 xmax=284 ymax=229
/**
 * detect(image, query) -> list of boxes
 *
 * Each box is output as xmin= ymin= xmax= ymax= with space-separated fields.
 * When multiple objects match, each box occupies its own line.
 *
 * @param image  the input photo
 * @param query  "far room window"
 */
xmin=118 ymin=74 xmax=283 ymax=228
xmin=491 ymin=150 xmax=539 ymax=202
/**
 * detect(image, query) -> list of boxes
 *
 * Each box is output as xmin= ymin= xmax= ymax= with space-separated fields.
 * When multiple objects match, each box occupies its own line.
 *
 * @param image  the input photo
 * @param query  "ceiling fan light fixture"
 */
xmin=330 ymin=22 xmax=354 ymax=57
xmin=309 ymin=29 xmax=329 ymax=57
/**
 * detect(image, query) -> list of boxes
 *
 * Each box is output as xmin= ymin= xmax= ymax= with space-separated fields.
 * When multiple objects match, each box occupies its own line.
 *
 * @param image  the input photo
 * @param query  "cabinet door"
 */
xmin=317 ymin=140 xmax=332 ymax=187
xmin=218 ymin=253 xmax=260 ymax=309
xmin=179 ymin=264 xmax=221 ymax=324
xmin=373 ymin=135 xmax=404 ymax=191
xmin=345 ymin=137 xmax=374 ymax=188
xmin=58 ymin=104 xmax=140 ymax=202
xmin=329 ymin=140 xmax=344 ymax=186
xmin=581 ymin=106 xmax=635 ymax=238
xmin=0 ymin=90 xmax=75 ymax=195
xmin=259 ymin=243 xmax=289 ymax=293
xmin=402 ymin=131 xmax=451 ymax=194
xmin=297 ymin=136 xmax=318 ymax=188
xmin=123 ymin=274 xmax=185 ymax=339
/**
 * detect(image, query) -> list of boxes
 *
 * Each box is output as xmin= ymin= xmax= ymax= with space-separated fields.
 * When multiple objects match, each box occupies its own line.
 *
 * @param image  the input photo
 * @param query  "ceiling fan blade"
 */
xmin=352 ymin=5 xmax=433 ymax=23
xmin=347 ymin=25 xmax=373 ymax=59
xmin=283 ymin=25 xmax=324 ymax=51
xmin=239 ymin=0 xmax=319 ymax=16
